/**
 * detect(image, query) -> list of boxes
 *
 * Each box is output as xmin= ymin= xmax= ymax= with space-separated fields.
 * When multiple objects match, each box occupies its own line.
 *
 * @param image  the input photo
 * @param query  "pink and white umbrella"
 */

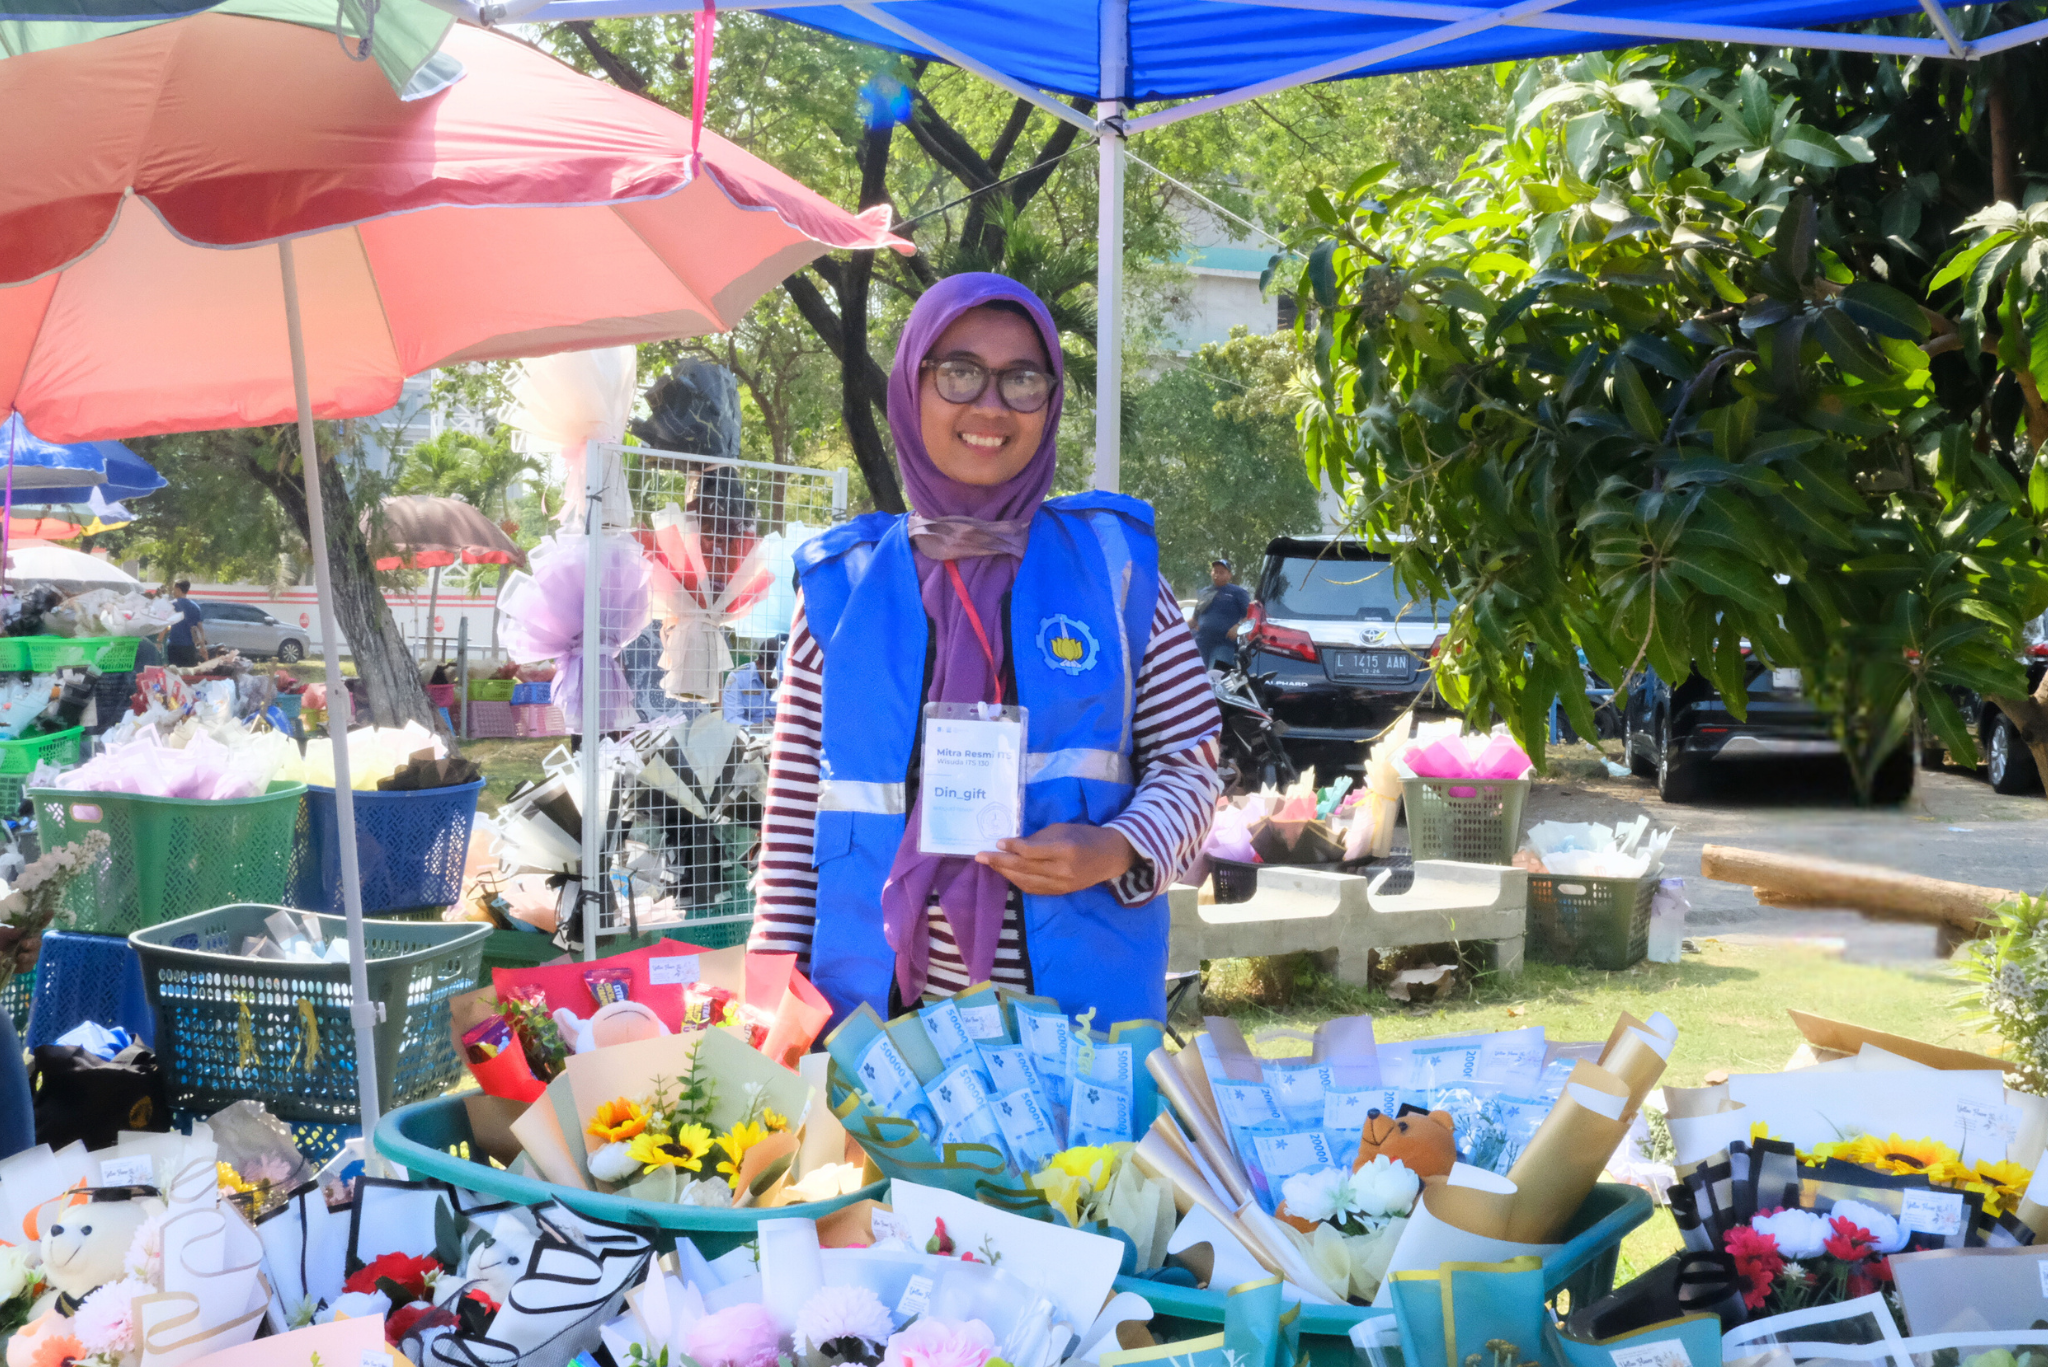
xmin=0 ymin=11 xmax=909 ymax=1137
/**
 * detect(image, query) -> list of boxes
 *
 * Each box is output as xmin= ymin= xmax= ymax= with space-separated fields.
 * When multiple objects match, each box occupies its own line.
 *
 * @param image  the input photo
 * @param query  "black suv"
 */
xmin=1622 ymin=661 xmax=1912 ymax=803
xmin=1923 ymin=647 xmax=2048 ymax=793
xmin=1238 ymin=538 xmax=1446 ymax=776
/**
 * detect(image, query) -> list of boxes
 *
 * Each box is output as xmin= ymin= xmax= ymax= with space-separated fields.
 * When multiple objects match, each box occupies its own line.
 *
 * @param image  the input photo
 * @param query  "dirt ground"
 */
xmin=1525 ymin=739 xmax=2048 ymax=963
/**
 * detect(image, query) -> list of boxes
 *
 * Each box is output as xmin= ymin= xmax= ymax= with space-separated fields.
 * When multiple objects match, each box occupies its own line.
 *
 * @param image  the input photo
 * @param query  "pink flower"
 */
xmin=881 ymin=1319 xmax=998 ymax=1367
xmin=6 ymin=1314 xmax=82 ymax=1367
xmin=795 ymin=1286 xmax=895 ymax=1357
xmin=73 ymin=1277 xmax=151 ymax=1356
xmin=684 ymin=1303 xmax=782 ymax=1367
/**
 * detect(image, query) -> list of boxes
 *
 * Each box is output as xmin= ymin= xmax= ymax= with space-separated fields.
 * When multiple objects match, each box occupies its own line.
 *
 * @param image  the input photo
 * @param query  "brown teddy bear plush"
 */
xmin=1352 ymin=1107 xmax=1457 ymax=1182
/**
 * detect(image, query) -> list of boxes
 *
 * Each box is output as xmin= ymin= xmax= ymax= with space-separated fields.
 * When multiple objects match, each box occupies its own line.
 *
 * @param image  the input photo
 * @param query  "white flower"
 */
xmin=1348 ymin=1156 xmax=1421 ymax=1219
xmin=679 ymin=1178 xmax=734 ymax=1209
xmin=1826 ymin=1199 xmax=1908 ymax=1254
xmin=1278 ymin=1167 xmax=1359 ymax=1225
xmin=588 ymin=1142 xmax=640 ymax=1185
xmin=124 ymin=1212 xmax=165 ymax=1285
xmin=74 ymin=1278 xmax=151 ymax=1355
xmin=794 ymin=1284 xmax=895 ymax=1356
xmin=1750 ymin=1208 xmax=1828 ymax=1259
xmin=0 ymin=1245 xmax=32 ymax=1303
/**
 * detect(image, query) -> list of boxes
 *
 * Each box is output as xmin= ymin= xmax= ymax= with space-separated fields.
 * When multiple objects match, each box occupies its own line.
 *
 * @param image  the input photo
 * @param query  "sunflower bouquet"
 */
xmin=584 ymin=1054 xmax=796 ymax=1209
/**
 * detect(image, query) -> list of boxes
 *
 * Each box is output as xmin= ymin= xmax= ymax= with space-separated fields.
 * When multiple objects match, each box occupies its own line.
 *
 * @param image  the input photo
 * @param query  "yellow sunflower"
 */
xmin=588 ymin=1098 xmax=650 ymax=1144
xmin=1748 ymin=1121 xmax=1779 ymax=1145
xmin=216 ymin=1162 xmax=255 ymax=1195
xmin=1873 ymin=1134 xmax=1959 ymax=1174
xmin=627 ymin=1124 xmax=714 ymax=1174
xmin=1924 ymin=1159 xmax=1978 ymax=1190
xmin=715 ymin=1120 xmax=769 ymax=1188
xmin=1976 ymin=1159 xmax=2033 ymax=1191
xmin=762 ymin=1107 xmax=790 ymax=1134
xmin=1804 ymin=1136 xmax=1880 ymax=1167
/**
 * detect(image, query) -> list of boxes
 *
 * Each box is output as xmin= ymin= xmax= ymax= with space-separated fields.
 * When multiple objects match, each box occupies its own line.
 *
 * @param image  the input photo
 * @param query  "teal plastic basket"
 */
xmin=131 ymin=905 xmax=489 ymax=1125
xmin=2 ymin=967 xmax=31 ymax=1034
xmin=23 ymin=636 xmax=141 ymax=672
xmin=33 ymin=780 xmax=306 ymax=934
xmin=375 ymin=1093 xmax=887 ymax=1258
xmin=1116 ymin=1183 xmax=1653 ymax=1367
xmin=0 ymin=726 xmax=82 ymax=815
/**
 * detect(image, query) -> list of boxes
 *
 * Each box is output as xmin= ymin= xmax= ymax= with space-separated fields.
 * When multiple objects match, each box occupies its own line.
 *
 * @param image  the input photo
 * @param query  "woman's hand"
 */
xmin=0 ymin=924 xmax=41 ymax=976
xmin=976 ymin=824 xmax=1136 ymax=896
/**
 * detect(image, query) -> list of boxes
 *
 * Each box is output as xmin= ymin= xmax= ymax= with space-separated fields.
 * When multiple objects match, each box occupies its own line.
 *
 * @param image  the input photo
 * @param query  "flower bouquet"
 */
xmin=822 ymin=986 xmax=1166 ymax=1211
xmin=0 ymin=830 xmax=108 ymax=990
xmin=503 ymin=1021 xmax=867 ymax=1213
xmin=464 ymin=945 xmax=833 ymax=1105
xmin=1128 ymin=1010 xmax=1674 ymax=1307
xmin=598 ymin=1185 xmax=1146 ymax=1367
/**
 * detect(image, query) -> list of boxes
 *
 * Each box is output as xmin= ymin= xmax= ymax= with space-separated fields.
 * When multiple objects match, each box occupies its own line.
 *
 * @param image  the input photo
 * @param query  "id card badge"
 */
xmin=918 ymin=701 xmax=1027 ymax=855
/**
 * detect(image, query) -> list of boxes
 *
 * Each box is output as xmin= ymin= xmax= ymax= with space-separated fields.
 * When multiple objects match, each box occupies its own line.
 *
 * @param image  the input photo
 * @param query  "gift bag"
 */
xmin=30 ymin=1042 xmax=171 ymax=1148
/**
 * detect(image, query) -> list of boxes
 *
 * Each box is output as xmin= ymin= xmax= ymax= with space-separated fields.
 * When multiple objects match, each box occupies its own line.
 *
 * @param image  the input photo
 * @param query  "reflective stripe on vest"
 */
xmin=818 ymin=779 xmax=908 ymax=814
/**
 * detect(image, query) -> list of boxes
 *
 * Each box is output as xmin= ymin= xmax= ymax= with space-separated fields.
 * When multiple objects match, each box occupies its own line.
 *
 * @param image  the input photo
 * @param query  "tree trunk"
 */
xmin=247 ymin=438 xmax=437 ymax=732
xmin=835 ymin=120 xmax=904 ymax=515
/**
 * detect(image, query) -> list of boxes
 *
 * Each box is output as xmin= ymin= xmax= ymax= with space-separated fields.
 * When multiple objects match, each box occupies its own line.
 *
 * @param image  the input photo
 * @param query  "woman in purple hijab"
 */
xmin=750 ymin=273 xmax=1222 ymax=1026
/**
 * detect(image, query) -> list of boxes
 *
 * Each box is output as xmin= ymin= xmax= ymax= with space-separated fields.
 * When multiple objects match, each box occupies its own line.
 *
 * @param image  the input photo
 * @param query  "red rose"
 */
xmin=385 ymin=1303 xmax=444 ymax=1345
xmin=344 ymin=1252 xmax=443 ymax=1303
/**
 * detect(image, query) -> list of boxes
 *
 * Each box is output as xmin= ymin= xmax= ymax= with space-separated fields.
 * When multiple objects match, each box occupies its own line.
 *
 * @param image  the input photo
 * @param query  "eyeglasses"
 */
xmin=920 ymin=358 xmax=1057 ymax=413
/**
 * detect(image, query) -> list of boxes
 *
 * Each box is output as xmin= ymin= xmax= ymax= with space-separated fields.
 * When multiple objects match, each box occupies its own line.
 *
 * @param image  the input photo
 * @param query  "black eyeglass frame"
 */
xmin=918 ymin=357 xmax=1058 ymax=413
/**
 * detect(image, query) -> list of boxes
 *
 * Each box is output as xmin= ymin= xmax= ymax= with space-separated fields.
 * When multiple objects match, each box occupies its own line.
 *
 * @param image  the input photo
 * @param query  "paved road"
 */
xmin=1522 ymin=751 xmax=2048 ymax=964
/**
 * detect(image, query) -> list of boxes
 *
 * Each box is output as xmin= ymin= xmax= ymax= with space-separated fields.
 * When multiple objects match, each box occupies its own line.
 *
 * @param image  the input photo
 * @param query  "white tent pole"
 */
xmin=580 ymin=453 xmax=604 ymax=961
xmin=279 ymin=239 xmax=382 ymax=1147
xmin=1094 ymin=0 xmax=1128 ymax=493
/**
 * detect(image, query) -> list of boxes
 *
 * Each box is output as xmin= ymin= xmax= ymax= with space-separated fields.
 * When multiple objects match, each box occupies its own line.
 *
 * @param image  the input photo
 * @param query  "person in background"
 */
xmin=720 ymin=638 xmax=781 ymax=727
xmin=0 ymin=923 xmax=39 ymax=1158
xmin=1192 ymin=557 xmax=1251 ymax=670
xmin=165 ymin=579 xmax=206 ymax=667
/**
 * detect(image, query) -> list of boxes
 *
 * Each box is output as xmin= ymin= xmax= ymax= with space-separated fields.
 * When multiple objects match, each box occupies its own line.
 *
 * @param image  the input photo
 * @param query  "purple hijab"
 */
xmin=877 ymin=273 xmax=1064 ymax=1004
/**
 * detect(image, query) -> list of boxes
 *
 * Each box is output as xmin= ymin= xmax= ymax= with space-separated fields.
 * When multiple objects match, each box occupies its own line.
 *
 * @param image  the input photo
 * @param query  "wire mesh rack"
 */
xmin=573 ymin=442 xmax=843 ymax=950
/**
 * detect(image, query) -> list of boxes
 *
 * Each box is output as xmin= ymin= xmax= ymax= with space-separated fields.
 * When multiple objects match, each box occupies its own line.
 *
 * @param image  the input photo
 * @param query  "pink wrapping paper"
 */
xmin=498 ymin=532 xmax=651 ymax=732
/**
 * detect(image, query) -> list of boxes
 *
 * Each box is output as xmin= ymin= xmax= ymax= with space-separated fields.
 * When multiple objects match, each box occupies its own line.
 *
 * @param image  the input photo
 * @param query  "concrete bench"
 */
xmin=1167 ymin=859 xmax=1528 ymax=983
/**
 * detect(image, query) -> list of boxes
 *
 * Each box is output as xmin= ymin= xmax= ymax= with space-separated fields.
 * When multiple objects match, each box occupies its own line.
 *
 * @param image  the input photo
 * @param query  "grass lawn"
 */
xmin=462 ymin=737 xmax=558 ymax=813
xmin=1199 ymin=938 xmax=1979 ymax=1285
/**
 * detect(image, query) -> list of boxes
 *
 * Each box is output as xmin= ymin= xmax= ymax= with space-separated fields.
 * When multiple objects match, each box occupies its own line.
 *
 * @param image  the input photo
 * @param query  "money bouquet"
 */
xmin=823 ymin=985 xmax=1165 ymax=1209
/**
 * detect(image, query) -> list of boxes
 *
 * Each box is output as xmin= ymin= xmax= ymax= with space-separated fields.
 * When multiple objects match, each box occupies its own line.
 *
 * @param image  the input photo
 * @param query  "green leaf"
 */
xmin=1813 ymin=305 xmax=1892 ymax=383
xmin=1613 ymin=357 xmax=1662 ymax=440
xmin=1306 ymin=186 xmax=1342 ymax=228
xmin=1308 ymin=240 xmax=1339 ymax=311
xmin=1930 ymin=235 xmax=2003 ymax=292
xmin=1919 ymin=684 xmax=1978 ymax=769
xmin=1772 ymin=193 xmax=1817 ymax=282
xmin=1665 ymin=546 xmax=1782 ymax=614
xmin=1837 ymin=281 xmax=1931 ymax=341
xmin=1777 ymin=124 xmax=1852 ymax=168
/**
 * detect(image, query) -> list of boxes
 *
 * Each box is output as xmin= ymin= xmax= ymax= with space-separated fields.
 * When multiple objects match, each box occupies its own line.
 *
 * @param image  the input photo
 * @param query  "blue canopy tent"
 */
xmin=496 ymin=0 xmax=2044 ymax=490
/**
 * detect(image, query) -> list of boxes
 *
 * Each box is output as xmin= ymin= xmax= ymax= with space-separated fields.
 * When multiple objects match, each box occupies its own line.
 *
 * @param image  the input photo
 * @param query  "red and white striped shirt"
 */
xmin=748 ymin=580 xmax=1222 ymax=996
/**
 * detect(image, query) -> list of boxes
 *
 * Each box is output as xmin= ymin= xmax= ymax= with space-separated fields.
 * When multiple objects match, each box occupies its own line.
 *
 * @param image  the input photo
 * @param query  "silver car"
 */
xmin=197 ymin=600 xmax=310 ymax=662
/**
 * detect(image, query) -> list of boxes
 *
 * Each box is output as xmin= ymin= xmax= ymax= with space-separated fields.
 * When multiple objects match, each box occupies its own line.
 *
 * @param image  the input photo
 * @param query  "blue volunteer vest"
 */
xmin=796 ymin=491 xmax=1168 ymax=1028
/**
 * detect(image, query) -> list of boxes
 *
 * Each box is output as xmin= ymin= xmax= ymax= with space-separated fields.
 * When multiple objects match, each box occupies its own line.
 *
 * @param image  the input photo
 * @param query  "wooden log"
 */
xmin=1700 ymin=844 xmax=2018 ymax=932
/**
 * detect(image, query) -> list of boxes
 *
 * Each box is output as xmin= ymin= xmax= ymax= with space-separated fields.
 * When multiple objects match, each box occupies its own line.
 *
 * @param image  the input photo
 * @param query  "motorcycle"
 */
xmin=1212 ymin=661 xmax=1298 ymax=795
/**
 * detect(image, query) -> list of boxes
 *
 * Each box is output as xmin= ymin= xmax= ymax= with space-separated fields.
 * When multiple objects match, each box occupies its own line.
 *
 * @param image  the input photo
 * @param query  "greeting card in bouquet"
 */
xmin=1544 ymin=1307 xmax=1724 ymax=1367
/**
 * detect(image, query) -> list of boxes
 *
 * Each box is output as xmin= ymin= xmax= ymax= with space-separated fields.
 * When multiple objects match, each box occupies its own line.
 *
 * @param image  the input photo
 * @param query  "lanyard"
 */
xmin=944 ymin=560 xmax=1004 ymax=706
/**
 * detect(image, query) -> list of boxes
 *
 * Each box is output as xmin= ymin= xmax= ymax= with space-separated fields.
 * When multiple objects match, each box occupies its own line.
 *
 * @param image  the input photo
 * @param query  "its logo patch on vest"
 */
xmin=1037 ymin=614 xmax=1099 ymax=674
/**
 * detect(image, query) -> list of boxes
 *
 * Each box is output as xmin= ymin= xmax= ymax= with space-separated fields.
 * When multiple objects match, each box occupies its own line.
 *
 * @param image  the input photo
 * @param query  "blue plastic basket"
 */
xmin=511 ymin=681 xmax=549 ymax=705
xmin=23 ymin=929 xmax=156 ymax=1050
xmin=2 ymin=966 xmax=32 ymax=1034
xmin=289 ymin=779 xmax=484 ymax=914
xmin=130 ymin=905 xmax=489 ymax=1126
xmin=377 ymin=1094 xmax=887 ymax=1259
xmin=1118 ymin=1182 xmax=1653 ymax=1367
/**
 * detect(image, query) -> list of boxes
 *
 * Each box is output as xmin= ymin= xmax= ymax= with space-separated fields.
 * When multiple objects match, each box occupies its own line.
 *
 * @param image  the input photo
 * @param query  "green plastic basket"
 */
xmin=467 ymin=678 xmax=516 ymax=701
xmin=131 ymin=905 xmax=490 ymax=1125
xmin=1400 ymin=775 xmax=1530 ymax=865
xmin=375 ymin=1093 xmax=887 ymax=1258
xmin=0 ymin=727 xmax=82 ymax=815
xmin=23 ymin=636 xmax=141 ymax=672
xmin=1118 ymin=1184 xmax=1652 ymax=1367
xmin=1527 ymin=872 xmax=1657 ymax=971
xmin=0 ymin=639 xmax=26 ymax=672
xmin=32 ymin=780 xmax=307 ymax=935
